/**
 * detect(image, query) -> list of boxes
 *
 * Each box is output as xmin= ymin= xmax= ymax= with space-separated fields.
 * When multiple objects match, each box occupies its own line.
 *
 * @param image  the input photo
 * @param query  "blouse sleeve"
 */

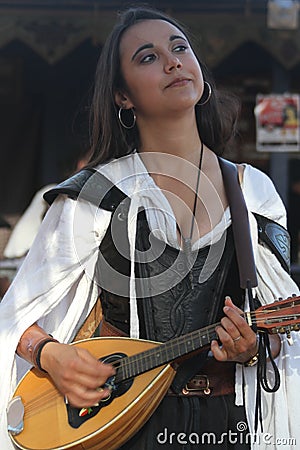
xmin=242 ymin=165 xmax=299 ymax=305
xmin=0 ymin=195 xmax=112 ymax=450
xmin=242 ymin=164 xmax=287 ymax=226
xmin=0 ymin=194 xmax=112 ymax=342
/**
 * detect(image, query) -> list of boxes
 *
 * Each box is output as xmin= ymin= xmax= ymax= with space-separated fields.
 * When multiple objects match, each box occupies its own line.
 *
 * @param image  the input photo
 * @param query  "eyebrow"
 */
xmin=131 ymin=34 xmax=187 ymax=61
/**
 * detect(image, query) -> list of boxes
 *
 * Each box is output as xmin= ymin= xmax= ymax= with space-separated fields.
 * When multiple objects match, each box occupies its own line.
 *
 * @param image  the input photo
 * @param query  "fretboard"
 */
xmin=114 ymin=323 xmax=220 ymax=383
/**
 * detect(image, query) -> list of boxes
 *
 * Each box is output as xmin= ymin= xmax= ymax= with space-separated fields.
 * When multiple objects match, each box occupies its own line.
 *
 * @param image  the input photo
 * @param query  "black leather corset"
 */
xmin=99 ymin=209 xmax=244 ymax=341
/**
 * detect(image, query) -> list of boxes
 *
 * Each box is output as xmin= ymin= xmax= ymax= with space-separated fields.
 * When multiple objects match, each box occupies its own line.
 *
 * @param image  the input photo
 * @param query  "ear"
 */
xmin=114 ymin=90 xmax=134 ymax=109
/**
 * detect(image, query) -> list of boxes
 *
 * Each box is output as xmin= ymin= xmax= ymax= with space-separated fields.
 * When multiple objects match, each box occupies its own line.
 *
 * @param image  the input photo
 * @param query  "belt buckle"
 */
xmin=182 ymin=374 xmax=211 ymax=395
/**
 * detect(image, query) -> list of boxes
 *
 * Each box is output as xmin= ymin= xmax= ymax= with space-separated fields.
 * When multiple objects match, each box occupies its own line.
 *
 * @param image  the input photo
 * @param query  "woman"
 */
xmin=0 ymin=6 xmax=299 ymax=450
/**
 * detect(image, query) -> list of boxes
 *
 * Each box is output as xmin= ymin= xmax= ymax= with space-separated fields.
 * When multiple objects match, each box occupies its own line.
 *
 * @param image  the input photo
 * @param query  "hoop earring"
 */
xmin=197 ymin=81 xmax=212 ymax=106
xmin=118 ymin=107 xmax=136 ymax=129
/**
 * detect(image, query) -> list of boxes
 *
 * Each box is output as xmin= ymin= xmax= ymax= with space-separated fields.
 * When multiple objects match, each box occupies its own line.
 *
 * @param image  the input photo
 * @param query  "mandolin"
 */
xmin=9 ymin=295 xmax=300 ymax=450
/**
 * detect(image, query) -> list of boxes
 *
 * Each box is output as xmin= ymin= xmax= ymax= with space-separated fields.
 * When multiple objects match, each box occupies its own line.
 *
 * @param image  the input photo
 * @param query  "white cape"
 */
xmin=0 ymin=154 xmax=299 ymax=449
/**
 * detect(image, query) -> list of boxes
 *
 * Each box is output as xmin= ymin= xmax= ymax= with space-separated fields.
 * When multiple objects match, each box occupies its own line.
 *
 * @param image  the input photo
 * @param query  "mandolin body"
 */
xmin=10 ymin=295 xmax=300 ymax=449
xmin=11 ymin=337 xmax=176 ymax=450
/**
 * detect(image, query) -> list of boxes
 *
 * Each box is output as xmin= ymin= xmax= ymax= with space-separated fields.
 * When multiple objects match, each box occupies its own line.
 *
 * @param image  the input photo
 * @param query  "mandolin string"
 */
xmin=112 ymin=311 xmax=300 ymax=372
xmin=25 ymin=392 xmax=63 ymax=416
xmin=22 ymin=308 xmax=300 ymax=415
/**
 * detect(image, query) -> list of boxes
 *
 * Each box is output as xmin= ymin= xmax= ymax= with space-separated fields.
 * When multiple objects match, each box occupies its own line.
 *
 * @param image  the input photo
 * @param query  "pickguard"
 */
xmin=66 ymin=353 xmax=133 ymax=429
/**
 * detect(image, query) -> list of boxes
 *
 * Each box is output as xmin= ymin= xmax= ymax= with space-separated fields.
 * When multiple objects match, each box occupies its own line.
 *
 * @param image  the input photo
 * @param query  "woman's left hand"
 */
xmin=211 ymin=296 xmax=258 ymax=364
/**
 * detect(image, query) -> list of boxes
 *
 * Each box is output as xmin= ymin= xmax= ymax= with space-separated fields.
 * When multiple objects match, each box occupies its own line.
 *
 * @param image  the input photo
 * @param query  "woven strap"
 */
xmin=73 ymin=298 xmax=102 ymax=342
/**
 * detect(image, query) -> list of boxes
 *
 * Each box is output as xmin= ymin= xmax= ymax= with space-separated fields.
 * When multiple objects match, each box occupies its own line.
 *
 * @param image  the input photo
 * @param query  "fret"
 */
xmin=115 ymin=323 xmax=221 ymax=383
xmin=115 ymin=364 xmax=124 ymax=384
xmin=206 ymin=328 xmax=211 ymax=344
xmin=154 ymin=350 xmax=163 ymax=366
xmin=173 ymin=338 xmax=181 ymax=362
xmin=161 ymin=342 xmax=169 ymax=364
xmin=130 ymin=353 xmax=138 ymax=378
xmin=124 ymin=358 xmax=129 ymax=379
xmin=197 ymin=330 xmax=203 ymax=349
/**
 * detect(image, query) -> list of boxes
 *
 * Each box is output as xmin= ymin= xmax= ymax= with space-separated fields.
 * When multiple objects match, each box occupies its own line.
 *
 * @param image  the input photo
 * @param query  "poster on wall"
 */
xmin=255 ymin=94 xmax=300 ymax=152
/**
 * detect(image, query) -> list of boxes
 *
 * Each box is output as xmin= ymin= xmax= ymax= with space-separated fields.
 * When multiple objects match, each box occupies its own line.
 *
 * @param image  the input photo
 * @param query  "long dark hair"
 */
xmin=88 ymin=6 xmax=240 ymax=167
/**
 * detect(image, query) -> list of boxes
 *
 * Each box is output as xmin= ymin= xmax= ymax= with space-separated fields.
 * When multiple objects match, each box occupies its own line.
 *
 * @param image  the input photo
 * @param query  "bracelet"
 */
xmin=244 ymin=351 xmax=259 ymax=367
xmin=34 ymin=337 xmax=58 ymax=373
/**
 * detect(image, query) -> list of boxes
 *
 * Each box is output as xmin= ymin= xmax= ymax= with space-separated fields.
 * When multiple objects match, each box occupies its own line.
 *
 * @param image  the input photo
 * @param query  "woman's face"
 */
xmin=116 ymin=19 xmax=204 ymax=120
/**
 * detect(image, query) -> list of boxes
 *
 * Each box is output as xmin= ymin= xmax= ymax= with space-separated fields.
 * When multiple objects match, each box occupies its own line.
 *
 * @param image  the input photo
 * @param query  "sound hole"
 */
xmin=66 ymin=352 xmax=133 ymax=429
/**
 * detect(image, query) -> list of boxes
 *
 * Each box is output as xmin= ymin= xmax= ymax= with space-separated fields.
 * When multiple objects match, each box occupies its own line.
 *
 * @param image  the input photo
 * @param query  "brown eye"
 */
xmin=140 ymin=53 xmax=156 ymax=64
xmin=173 ymin=44 xmax=188 ymax=53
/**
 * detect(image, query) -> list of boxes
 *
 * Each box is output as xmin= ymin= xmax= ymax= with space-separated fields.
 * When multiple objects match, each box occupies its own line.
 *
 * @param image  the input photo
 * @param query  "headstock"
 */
xmin=252 ymin=295 xmax=300 ymax=341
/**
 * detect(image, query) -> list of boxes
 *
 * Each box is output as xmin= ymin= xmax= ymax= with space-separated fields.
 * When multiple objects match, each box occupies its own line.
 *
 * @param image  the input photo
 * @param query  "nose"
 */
xmin=164 ymin=55 xmax=182 ymax=73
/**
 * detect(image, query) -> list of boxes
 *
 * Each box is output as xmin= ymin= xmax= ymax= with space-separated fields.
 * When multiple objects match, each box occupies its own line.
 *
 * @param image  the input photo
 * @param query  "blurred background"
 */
xmin=0 ymin=0 xmax=299 ymax=288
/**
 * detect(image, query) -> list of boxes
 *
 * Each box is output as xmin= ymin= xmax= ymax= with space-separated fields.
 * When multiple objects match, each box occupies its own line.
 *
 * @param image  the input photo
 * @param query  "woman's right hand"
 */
xmin=41 ymin=342 xmax=116 ymax=408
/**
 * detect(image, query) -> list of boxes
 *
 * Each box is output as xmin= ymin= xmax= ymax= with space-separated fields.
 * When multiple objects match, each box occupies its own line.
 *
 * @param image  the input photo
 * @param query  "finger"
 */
xmin=224 ymin=296 xmax=244 ymax=315
xmin=210 ymin=339 xmax=227 ymax=362
xmin=220 ymin=316 xmax=241 ymax=341
xmin=60 ymin=368 xmax=112 ymax=392
xmin=65 ymin=385 xmax=112 ymax=408
xmin=215 ymin=323 xmax=243 ymax=356
xmin=223 ymin=304 xmax=254 ymax=339
xmin=69 ymin=359 xmax=115 ymax=390
xmin=216 ymin=315 xmax=258 ymax=363
xmin=223 ymin=297 xmax=250 ymax=336
xmin=66 ymin=349 xmax=116 ymax=389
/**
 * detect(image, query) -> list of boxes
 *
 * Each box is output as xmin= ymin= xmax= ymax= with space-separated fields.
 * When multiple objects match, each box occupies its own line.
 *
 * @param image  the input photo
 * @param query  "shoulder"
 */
xmin=43 ymin=167 xmax=130 ymax=213
xmin=45 ymin=154 xmax=142 ymax=211
xmin=241 ymin=164 xmax=286 ymax=226
xmin=242 ymin=164 xmax=279 ymax=197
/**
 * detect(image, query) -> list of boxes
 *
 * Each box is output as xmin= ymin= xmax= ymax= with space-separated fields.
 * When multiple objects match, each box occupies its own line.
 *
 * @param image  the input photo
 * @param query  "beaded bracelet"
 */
xmin=34 ymin=337 xmax=58 ymax=373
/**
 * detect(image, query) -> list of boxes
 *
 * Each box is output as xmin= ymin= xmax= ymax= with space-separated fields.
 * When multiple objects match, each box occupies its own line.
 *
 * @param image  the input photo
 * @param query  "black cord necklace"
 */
xmin=176 ymin=141 xmax=204 ymax=287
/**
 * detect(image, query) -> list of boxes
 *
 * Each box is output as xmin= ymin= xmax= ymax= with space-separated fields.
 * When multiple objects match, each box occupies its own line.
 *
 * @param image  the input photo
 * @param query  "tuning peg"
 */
xmin=286 ymin=329 xmax=294 ymax=346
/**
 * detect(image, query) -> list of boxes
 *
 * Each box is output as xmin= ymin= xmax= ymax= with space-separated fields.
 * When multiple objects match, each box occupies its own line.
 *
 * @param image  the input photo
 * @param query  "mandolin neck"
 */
xmin=114 ymin=321 xmax=224 ymax=383
xmin=114 ymin=293 xmax=300 ymax=384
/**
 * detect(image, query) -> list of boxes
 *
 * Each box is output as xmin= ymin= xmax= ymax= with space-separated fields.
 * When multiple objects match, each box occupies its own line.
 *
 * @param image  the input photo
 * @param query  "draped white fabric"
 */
xmin=0 ymin=154 xmax=299 ymax=449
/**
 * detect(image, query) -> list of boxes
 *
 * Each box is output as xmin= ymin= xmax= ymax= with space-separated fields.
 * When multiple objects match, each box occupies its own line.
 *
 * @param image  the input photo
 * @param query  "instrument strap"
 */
xmin=219 ymin=159 xmax=282 ymax=432
xmin=218 ymin=158 xmax=258 ymax=290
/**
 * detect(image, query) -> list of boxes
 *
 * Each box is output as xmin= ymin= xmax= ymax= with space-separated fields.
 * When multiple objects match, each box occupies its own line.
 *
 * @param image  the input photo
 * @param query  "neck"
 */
xmin=138 ymin=111 xmax=201 ymax=161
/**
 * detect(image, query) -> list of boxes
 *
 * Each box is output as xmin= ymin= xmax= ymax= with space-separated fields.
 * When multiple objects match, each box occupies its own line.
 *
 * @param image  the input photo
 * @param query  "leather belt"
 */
xmin=167 ymin=359 xmax=235 ymax=398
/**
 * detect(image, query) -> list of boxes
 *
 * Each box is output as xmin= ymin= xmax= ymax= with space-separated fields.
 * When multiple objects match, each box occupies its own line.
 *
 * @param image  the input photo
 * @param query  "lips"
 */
xmin=165 ymin=77 xmax=191 ymax=88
